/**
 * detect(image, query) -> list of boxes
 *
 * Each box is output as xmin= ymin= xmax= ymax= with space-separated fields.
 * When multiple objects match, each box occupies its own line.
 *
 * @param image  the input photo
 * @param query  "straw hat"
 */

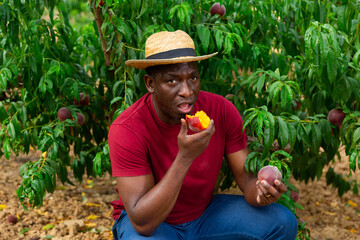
xmin=125 ymin=30 xmax=218 ymax=69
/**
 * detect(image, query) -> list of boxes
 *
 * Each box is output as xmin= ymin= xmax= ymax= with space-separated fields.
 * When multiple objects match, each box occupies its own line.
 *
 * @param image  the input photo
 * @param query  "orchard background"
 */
xmin=1 ymin=0 xmax=360 ymax=239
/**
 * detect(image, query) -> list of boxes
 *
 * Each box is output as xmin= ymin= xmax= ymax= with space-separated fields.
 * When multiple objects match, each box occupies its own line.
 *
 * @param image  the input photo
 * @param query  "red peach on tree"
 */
xmin=76 ymin=112 xmax=85 ymax=126
xmin=73 ymin=93 xmax=90 ymax=106
xmin=210 ymin=2 xmax=226 ymax=16
xmin=57 ymin=107 xmax=72 ymax=122
xmin=327 ymin=109 xmax=346 ymax=127
xmin=290 ymin=190 xmax=299 ymax=202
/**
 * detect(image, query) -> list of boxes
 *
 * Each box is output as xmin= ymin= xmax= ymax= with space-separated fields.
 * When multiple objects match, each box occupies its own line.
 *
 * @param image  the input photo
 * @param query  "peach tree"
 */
xmin=1 ymin=0 xmax=360 ymax=239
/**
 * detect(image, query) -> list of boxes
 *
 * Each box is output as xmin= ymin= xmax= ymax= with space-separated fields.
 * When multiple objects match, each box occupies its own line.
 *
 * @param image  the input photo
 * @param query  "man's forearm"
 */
xmin=126 ymin=155 xmax=192 ymax=236
xmin=240 ymin=177 xmax=262 ymax=207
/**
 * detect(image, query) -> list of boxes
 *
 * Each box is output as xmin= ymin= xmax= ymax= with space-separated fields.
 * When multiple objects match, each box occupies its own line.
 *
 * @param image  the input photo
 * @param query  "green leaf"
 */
xmin=0 ymin=102 xmax=9 ymax=121
xmin=197 ymin=25 xmax=211 ymax=53
xmin=215 ymin=30 xmax=224 ymax=51
xmin=250 ymin=153 xmax=258 ymax=174
xmin=8 ymin=122 xmax=16 ymax=139
xmin=23 ymin=130 xmax=30 ymax=153
xmin=256 ymin=74 xmax=266 ymax=93
xmin=245 ymin=152 xmax=257 ymax=173
xmin=176 ymin=6 xmax=185 ymax=24
xmin=3 ymin=138 xmax=11 ymax=160
xmin=353 ymin=127 xmax=360 ymax=143
xmin=110 ymin=96 xmax=123 ymax=107
xmin=256 ymin=113 xmax=264 ymax=138
xmin=263 ymin=127 xmax=271 ymax=155
xmin=42 ymin=224 xmax=55 ymax=230
xmin=31 ymin=179 xmax=43 ymax=194
xmin=277 ymin=116 xmax=289 ymax=148
xmin=231 ymin=33 xmax=243 ymax=49
xmin=243 ymin=111 xmax=258 ymax=130
xmin=349 ymin=150 xmax=357 ymax=172
xmin=327 ymin=50 xmax=337 ymax=84
xmin=319 ymin=119 xmax=332 ymax=145
xmin=311 ymin=124 xmax=321 ymax=150
xmin=288 ymin=123 xmax=296 ymax=149
xmin=20 ymin=106 xmax=27 ymax=125
xmin=19 ymin=228 xmax=30 ymax=235
xmin=224 ymin=34 xmax=234 ymax=55
xmin=136 ymin=0 xmax=148 ymax=19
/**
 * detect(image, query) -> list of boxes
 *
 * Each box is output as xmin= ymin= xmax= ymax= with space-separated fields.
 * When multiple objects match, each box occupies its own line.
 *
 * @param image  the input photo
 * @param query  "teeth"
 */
xmin=179 ymin=104 xmax=190 ymax=110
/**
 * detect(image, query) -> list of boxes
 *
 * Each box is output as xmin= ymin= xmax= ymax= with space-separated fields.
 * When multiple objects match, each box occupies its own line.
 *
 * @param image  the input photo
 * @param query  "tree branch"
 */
xmin=93 ymin=3 xmax=111 ymax=67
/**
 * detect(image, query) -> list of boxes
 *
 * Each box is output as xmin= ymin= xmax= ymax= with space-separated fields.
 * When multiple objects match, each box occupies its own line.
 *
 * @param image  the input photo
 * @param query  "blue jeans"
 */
xmin=112 ymin=194 xmax=298 ymax=240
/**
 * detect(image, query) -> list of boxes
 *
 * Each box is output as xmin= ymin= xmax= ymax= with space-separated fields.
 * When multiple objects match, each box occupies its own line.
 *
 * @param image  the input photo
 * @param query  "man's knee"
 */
xmin=271 ymin=204 xmax=298 ymax=239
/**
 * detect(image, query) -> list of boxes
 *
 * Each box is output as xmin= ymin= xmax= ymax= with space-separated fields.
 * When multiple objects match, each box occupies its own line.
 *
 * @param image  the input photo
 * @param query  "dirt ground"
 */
xmin=1 ymin=148 xmax=359 ymax=240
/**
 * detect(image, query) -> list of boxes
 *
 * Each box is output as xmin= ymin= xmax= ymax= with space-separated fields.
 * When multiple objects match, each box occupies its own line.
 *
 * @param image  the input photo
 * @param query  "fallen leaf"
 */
xmin=42 ymin=223 xmax=55 ymax=230
xmin=20 ymin=228 xmax=30 ymax=235
xmin=322 ymin=211 xmax=337 ymax=216
xmin=36 ymin=210 xmax=48 ymax=216
xmin=348 ymin=200 xmax=358 ymax=208
xmin=347 ymin=227 xmax=357 ymax=234
xmin=105 ymin=210 xmax=112 ymax=217
xmin=85 ymin=222 xmax=97 ymax=228
xmin=85 ymin=203 xmax=102 ymax=207
xmin=82 ymin=192 xmax=87 ymax=204
xmin=0 ymin=204 xmax=7 ymax=210
xmin=85 ymin=179 xmax=94 ymax=189
xmin=87 ymin=214 xmax=100 ymax=220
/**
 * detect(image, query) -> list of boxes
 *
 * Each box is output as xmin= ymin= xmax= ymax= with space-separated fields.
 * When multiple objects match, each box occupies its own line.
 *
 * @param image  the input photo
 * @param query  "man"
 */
xmin=109 ymin=30 xmax=298 ymax=239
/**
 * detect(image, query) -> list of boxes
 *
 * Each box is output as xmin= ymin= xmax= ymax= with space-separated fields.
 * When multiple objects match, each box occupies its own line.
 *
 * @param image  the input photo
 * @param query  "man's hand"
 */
xmin=226 ymin=148 xmax=288 ymax=207
xmin=255 ymin=179 xmax=287 ymax=206
xmin=177 ymin=118 xmax=216 ymax=166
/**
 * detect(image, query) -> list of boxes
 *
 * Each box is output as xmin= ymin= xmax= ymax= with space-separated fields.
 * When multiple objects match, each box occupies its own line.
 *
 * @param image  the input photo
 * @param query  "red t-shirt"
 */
xmin=108 ymin=91 xmax=247 ymax=225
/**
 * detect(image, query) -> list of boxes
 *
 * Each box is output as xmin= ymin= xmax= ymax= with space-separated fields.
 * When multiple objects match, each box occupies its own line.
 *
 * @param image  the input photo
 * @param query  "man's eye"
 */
xmin=168 ymin=79 xmax=176 ymax=83
xmin=191 ymin=76 xmax=198 ymax=80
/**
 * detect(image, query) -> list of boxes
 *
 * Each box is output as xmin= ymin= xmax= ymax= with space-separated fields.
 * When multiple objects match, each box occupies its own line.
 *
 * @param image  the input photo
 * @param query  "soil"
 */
xmin=1 ymin=148 xmax=359 ymax=240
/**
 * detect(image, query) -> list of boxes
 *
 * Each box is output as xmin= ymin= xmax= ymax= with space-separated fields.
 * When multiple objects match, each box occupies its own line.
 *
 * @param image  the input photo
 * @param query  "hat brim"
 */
xmin=125 ymin=52 xmax=218 ymax=69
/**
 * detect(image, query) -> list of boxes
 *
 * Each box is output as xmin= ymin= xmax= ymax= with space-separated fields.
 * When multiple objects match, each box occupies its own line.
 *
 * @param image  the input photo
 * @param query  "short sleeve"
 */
xmin=222 ymin=99 xmax=248 ymax=154
xmin=108 ymin=124 xmax=152 ymax=177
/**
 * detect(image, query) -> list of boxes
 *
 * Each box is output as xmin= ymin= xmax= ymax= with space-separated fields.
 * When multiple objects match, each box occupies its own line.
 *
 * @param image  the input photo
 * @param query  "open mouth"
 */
xmin=178 ymin=103 xmax=193 ymax=114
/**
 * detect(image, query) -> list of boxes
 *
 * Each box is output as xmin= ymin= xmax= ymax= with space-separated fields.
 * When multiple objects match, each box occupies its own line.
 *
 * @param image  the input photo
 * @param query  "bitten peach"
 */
xmin=186 ymin=110 xmax=210 ymax=132
xmin=258 ymin=165 xmax=282 ymax=187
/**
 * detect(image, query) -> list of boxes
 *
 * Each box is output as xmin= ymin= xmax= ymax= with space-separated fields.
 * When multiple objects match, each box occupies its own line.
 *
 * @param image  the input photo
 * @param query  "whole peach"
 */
xmin=258 ymin=165 xmax=282 ymax=187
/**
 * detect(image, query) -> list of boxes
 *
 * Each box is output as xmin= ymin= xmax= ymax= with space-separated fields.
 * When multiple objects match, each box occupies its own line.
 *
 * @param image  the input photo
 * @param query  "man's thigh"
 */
xmin=187 ymin=194 xmax=298 ymax=240
xmin=112 ymin=211 xmax=184 ymax=240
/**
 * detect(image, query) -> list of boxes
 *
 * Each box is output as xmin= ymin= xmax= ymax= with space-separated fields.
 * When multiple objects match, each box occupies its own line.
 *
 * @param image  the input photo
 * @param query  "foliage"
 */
xmin=1 ymin=0 xmax=360 ymax=238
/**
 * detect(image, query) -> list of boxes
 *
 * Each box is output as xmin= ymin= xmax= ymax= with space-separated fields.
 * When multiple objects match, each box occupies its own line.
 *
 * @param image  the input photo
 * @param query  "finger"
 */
xmin=180 ymin=118 xmax=188 ymax=135
xmin=256 ymin=181 xmax=272 ymax=202
xmin=259 ymin=180 xmax=281 ymax=200
xmin=274 ymin=179 xmax=287 ymax=193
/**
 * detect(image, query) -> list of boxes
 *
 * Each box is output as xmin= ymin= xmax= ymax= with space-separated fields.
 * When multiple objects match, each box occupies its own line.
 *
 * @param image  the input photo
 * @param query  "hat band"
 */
xmin=146 ymin=48 xmax=196 ymax=60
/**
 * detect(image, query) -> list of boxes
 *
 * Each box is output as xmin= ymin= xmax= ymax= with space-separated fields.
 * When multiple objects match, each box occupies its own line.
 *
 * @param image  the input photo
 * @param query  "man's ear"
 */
xmin=144 ymin=74 xmax=155 ymax=93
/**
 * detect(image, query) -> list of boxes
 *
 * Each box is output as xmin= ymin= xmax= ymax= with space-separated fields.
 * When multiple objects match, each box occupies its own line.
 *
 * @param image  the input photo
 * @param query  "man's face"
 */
xmin=146 ymin=62 xmax=201 ymax=125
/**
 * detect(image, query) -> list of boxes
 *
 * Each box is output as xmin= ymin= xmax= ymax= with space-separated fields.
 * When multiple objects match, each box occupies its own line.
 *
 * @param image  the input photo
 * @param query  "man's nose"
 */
xmin=178 ymin=80 xmax=192 ymax=98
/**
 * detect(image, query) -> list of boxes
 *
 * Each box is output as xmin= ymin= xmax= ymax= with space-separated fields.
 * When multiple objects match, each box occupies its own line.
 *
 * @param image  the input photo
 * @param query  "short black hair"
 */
xmin=145 ymin=65 xmax=160 ymax=78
